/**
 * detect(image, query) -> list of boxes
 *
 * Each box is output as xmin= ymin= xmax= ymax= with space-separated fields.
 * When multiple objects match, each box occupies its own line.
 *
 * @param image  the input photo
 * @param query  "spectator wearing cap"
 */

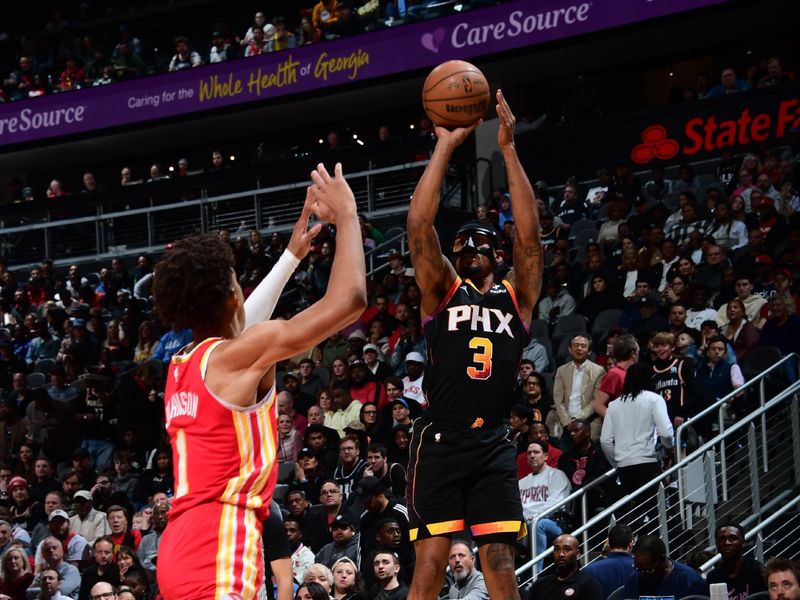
xmin=28 ymin=536 xmax=81 ymax=599
xmin=363 ymin=443 xmax=406 ymax=499
xmin=389 ymin=317 xmax=426 ymax=378
xmin=352 ymin=476 xmax=410 ymax=566
xmin=283 ymin=371 xmax=314 ymax=417
xmin=29 ymin=491 xmax=63 ymax=552
xmin=346 ymin=329 xmax=368 ymax=362
xmin=290 ymin=447 xmax=327 ymax=504
xmin=362 ymin=344 xmax=391 ymax=382
xmin=65 ymin=318 xmax=99 ymax=368
xmin=327 ymin=389 xmax=362 ymax=438
xmin=314 ymin=512 xmax=361 ymax=570
xmin=400 ymin=352 xmax=425 ymax=408
xmin=0 ymin=396 xmax=27 ymax=464
xmin=78 ymin=536 xmax=120 ymax=600
xmin=267 ymin=16 xmax=297 ymax=52
xmin=304 ymin=425 xmax=340 ymax=476
xmin=209 ymin=30 xmax=232 ymax=63
xmin=69 ymin=490 xmax=109 ymax=545
xmin=388 ymin=399 xmax=412 ymax=434
xmin=34 ymin=509 xmax=90 ymax=569
xmin=8 ymin=475 xmax=45 ymax=531
xmin=345 ymin=361 xmax=387 ymax=409
xmin=328 ymin=2 xmax=366 ymax=37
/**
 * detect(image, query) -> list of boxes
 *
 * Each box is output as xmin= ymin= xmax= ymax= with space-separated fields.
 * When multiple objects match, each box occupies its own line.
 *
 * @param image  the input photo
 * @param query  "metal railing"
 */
xmin=515 ymin=378 xmax=800 ymax=588
xmin=675 ymin=353 xmax=800 ymax=522
xmin=0 ymin=159 xmax=429 ymax=271
xmin=699 ymin=494 xmax=800 ymax=573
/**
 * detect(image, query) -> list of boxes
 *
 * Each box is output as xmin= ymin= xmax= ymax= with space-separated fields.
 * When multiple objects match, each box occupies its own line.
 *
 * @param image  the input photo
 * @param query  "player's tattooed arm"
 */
xmin=496 ymin=89 xmax=542 ymax=323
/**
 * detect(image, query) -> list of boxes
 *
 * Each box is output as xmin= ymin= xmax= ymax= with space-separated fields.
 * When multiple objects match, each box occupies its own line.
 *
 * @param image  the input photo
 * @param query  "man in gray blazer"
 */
xmin=553 ymin=334 xmax=605 ymax=442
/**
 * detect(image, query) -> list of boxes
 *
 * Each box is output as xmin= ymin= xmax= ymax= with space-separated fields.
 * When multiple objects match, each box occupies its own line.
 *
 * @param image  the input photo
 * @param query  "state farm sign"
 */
xmin=631 ymin=96 xmax=800 ymax=164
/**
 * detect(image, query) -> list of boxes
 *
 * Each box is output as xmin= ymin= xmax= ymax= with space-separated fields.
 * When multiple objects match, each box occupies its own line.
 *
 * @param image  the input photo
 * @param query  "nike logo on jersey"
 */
xmin=446 ymin=305 xmax=515 ymax=337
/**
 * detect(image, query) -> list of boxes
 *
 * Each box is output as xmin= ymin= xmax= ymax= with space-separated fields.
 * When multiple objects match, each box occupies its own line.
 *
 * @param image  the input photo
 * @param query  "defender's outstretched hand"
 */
xmin=496 ymin=89 xmax=516 ymax=149
xmin=308 ymin=162 xmax=356 ymax=224
xmin=286 ymin=190 xmax=324 ymax=259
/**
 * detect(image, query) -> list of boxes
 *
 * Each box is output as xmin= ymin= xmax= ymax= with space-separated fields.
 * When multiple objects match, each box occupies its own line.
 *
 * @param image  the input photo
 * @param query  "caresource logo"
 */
xmin=419 ymin=3 xmax=591 ymax=54
xmin=630 ymin=98 xmax=800 ymax=164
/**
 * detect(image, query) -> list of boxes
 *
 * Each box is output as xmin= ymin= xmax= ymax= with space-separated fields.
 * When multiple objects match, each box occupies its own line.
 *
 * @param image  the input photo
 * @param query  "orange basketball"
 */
xmin=422 ymin=60 xmax=490 ymax=129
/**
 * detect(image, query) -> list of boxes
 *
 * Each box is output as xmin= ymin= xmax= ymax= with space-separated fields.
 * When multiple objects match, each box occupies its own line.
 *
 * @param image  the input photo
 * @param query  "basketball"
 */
xmin=422 ymin=60 xmax=491 ymax=129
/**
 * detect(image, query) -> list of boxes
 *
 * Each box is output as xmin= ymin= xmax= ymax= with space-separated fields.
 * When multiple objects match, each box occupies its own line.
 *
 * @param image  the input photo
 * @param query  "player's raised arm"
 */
xmin=407 ymin=123 xmax=478 ymax=317
xmin=218 ymin=163 xmax=367 ymax=384
xmin=243 ymin=191 xmax=322 ymax=329
xmin=497 ymin=90 xmax=542 ymax=325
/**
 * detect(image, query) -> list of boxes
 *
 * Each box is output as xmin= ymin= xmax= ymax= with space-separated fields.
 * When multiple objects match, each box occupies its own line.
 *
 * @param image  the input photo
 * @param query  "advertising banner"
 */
xmin=0 ymin=0 xmax=728 ymax=147
xmin=517 ymin=85 xmax=800 ymax=183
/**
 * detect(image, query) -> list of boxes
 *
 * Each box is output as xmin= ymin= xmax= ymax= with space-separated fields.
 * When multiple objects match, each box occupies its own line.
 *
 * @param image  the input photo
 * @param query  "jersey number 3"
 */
xmin=467 ymin=337 xmax=493 ymax=380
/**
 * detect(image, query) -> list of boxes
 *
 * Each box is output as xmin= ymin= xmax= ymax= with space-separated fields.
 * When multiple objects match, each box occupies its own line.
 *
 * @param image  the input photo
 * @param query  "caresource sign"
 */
xmin=0 ymin=0 xmax=728 ymax=147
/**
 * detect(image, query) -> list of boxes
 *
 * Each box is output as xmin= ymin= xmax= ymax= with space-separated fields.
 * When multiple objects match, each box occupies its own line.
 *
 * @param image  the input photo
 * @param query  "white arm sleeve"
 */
xmin=243 ymin=250 xmax=300 ymax=330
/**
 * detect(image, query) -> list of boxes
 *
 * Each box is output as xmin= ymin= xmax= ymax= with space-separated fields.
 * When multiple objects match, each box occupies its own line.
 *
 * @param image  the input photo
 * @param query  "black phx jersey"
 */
xmin=422 ymin=276 xmax=528 ymax=423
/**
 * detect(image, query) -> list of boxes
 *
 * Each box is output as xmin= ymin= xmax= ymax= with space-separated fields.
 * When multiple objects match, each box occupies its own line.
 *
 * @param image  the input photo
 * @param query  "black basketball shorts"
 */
xmin=405 ymin=413 xmax=525 ymax=543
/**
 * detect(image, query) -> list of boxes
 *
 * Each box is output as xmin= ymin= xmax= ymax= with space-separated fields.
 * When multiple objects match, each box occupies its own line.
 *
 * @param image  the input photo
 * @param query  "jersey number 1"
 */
xmin=467 ymin=337 xmax=493 ymax=380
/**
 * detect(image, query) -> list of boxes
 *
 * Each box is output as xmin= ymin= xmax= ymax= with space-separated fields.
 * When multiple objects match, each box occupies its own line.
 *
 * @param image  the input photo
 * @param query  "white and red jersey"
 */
xmin=164 ymin=337 xmax=278 ymax=522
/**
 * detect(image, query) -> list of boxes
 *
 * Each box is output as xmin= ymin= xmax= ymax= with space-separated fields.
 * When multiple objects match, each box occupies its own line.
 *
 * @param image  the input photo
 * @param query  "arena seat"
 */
xmin=568 ymin=219 xmax=598 ymax=240
xmin=552 ymin=314 xmax=588 ymax=347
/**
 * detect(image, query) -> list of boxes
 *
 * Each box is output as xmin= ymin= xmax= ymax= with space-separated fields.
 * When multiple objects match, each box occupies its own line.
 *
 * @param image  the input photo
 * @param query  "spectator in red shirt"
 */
xmin=593 ymin=334 xmax=639 ymax=418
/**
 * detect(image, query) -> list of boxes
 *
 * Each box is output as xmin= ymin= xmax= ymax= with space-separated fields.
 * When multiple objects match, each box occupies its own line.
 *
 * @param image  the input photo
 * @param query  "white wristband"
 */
xmin=243 ymin=249 xmax=300 ymax=330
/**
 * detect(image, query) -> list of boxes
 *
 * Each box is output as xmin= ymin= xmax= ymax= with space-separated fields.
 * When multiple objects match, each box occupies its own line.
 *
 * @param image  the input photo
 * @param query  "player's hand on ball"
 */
xmin=287 ymin=191 xmax=324 ymax=259
xmin=309 ymin=162 xmax=356 ymax=224
xmin=435 ymin=120 xmax=481 ymax=150
xmin=496 ymin=89 xmax=516 ymax=149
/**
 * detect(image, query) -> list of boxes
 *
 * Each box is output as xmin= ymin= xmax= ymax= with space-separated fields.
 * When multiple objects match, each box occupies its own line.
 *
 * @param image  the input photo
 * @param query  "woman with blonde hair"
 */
xmin=330 ymin=557 xmax=366 ymax=600
xmin=0 ymin=545 xmax=33 ymax=600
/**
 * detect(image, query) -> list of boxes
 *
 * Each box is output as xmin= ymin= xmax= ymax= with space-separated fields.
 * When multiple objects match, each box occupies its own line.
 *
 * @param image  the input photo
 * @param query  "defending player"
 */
xmin=154 ymin=163 xmax=367 ymax=600
xmin=405 ymin=91 xmax=542 ymax=600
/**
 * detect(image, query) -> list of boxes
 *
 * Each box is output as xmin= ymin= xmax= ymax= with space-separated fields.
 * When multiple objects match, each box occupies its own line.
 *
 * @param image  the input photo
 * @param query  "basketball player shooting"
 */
xmin=405 ymin=90 xmax=542 ymax=600
xmin=153 ymin=163 xmax=367 ymax=600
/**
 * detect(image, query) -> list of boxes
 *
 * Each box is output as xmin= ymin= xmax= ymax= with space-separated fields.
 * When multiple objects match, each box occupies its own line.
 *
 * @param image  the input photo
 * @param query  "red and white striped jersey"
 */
xmin=164 ymin=337 xmax=278 ymax=523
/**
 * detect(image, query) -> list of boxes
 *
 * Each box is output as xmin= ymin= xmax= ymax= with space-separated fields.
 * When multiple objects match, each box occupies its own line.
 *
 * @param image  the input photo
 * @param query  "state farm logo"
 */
xmin=630 ymin=97 xmax=800 ymax=165
xmin=631 ymin=125 xmax=679 ymax=164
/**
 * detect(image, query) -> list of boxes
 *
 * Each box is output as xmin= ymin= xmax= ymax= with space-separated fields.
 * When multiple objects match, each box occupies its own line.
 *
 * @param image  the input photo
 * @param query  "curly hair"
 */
xmin=153 ymin=234 xmax=235 ymax=330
